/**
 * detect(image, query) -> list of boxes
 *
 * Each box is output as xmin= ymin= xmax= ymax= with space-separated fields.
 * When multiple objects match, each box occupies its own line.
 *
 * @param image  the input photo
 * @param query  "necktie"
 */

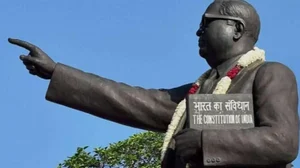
xmin=200 ymin=69 xmax=218 ymax=93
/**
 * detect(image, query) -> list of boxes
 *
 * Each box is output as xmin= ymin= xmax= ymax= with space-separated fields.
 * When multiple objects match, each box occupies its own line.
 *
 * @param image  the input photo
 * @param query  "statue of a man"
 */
xmin=9 ymin=0 xmax=299 ymax=168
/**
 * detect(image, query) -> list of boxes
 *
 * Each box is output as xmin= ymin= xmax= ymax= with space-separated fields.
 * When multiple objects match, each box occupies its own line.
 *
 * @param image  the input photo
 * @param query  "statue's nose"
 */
xmin=196 ymin=28 xmax=204 ymax=37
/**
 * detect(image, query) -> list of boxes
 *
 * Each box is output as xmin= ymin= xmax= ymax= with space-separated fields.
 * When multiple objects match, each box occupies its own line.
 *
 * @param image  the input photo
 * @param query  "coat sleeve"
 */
xmin=45 ymin=63 xmax=192 ymax=132
xmin=201 ymin=62 xmax=299 ymax=166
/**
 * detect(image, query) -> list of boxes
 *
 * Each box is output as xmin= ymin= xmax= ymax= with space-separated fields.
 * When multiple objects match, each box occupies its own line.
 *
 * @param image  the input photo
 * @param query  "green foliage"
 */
xmin=58 ymin=131 xmax=164 ymax=168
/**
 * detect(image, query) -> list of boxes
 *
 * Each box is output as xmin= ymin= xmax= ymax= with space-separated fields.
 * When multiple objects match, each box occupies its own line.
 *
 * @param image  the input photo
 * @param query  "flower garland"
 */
xmin=161 ymin=47 xmax=266 ymax=162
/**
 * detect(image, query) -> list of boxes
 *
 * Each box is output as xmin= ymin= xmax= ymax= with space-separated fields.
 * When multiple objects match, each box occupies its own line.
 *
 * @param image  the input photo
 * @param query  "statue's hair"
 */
xmin=217 ymin=0 xmax=261 ymax=43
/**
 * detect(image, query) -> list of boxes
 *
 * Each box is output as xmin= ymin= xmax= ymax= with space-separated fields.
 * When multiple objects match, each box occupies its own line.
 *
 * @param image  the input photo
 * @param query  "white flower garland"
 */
xmin=161 ymin=47 xmax=266 ymax=161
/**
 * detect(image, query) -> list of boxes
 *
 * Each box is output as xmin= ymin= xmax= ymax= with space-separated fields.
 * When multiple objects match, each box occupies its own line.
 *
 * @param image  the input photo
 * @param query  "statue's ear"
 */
xmin=233 ymin=22 xmax=244 ymax=41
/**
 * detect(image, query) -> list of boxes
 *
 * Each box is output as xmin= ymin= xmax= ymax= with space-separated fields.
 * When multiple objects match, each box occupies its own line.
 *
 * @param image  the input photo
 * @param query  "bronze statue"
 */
xmin=8 ymin=0 xmax=299 ymax=168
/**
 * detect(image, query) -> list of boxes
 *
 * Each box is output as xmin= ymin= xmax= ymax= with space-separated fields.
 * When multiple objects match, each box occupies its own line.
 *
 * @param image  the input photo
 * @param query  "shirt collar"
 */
xmin=216 ymin=55 xmax=242 ymax=77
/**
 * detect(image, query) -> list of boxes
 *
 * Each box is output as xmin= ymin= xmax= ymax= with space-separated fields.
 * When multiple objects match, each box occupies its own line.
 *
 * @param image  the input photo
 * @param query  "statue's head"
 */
xmin=197 ymin=0 xmax=261 ymax=67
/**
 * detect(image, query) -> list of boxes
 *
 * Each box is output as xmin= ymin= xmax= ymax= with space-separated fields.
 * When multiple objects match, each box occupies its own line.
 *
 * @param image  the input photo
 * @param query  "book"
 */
xmin=186 ymin=94 xmax=255 ymax=130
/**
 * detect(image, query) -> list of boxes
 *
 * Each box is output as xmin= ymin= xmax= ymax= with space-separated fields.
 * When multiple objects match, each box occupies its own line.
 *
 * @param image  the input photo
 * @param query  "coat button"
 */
xmin=216 ymin=157 xmax=221 ymax=162
xmin=211 ymin=158 xmax=216 ymax=163
xmin=206 ymin=159 xmax=211 ymax=163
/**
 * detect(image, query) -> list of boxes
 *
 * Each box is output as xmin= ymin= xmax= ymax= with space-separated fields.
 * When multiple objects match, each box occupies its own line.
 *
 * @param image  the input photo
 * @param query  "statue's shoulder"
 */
xmin=255 ymin=61 xmax=296 ymax=82
xmin=258 ymin=61 xmax=294 ymax=74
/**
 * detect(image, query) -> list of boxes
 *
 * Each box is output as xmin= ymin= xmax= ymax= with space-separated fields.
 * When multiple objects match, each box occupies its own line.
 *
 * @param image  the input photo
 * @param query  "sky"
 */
xmin=0 ymin=0 xmax=299 ymax=167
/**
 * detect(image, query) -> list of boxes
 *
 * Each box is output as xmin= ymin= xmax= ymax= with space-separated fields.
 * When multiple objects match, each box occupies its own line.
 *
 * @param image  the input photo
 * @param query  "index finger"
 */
xmin=8 ymin=38 xmax=37 ymax=52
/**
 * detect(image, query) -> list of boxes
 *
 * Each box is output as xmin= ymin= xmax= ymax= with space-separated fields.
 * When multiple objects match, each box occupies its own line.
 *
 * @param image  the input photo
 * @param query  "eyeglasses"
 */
xmin=198 ymin=13 xmax=246 ymax=35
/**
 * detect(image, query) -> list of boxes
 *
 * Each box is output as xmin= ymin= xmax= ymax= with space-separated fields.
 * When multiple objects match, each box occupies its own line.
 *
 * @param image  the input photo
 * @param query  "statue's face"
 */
xmin=196 ymin=2 xmax=245 ymax=66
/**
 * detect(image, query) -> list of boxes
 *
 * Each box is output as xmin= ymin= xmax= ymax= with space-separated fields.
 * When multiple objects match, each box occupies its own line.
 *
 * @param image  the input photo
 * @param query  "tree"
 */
xmin=58 ymin=131 xmax=164 ymax=168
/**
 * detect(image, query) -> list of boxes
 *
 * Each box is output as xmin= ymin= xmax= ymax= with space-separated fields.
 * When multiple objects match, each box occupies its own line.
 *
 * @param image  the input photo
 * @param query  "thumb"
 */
xmin=20 ymin=55 xmax=39 ymax=65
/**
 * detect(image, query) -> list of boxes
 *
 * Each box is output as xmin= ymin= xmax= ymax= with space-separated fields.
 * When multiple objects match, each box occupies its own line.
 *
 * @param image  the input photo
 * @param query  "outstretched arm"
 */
xmin=201 ymin=62 xmax=299 ymax=166
xmin=8 ymin=37 xmax=192 ymax=132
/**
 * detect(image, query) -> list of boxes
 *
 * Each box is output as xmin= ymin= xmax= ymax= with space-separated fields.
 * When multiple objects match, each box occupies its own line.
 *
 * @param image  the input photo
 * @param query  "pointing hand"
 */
xmin=8 ymin=38 xmax=56 ymax=79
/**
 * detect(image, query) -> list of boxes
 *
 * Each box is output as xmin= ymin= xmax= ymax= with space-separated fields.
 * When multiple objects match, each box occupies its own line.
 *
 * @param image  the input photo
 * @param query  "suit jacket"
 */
xmin=45 ymin=60 xmax=299 ymax=168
